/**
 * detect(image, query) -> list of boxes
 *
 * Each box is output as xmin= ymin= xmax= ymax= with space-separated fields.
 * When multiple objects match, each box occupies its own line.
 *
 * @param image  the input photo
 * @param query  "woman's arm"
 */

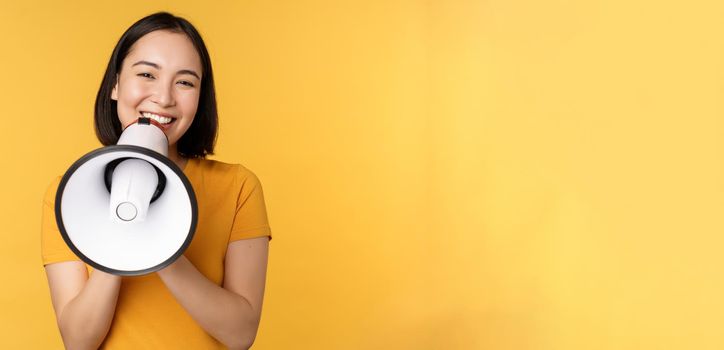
xmin=156 ymin=236 xmax=269 ymax=350
xmin=45 ymin=261 xmax=122 ymax=350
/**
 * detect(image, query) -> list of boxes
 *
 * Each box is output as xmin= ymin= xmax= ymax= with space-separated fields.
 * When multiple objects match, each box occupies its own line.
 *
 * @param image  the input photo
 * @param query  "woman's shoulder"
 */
xmin=43 ymin=175 xmax=64 ymax=205
xmin=191 ymin=158 xmax=259 ymax=181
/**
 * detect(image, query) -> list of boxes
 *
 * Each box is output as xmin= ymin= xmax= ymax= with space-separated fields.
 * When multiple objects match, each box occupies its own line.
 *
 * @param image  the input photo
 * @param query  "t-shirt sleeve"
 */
xmin=41 ymin=176 xmax=81 ymax=266
xmin=229 ymin=166 xmax=272 ymax=242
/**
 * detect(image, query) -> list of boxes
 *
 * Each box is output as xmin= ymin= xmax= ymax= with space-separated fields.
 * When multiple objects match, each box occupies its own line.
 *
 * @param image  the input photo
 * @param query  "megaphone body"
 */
xmin=55 ymin=118 xmax=198 ymax=276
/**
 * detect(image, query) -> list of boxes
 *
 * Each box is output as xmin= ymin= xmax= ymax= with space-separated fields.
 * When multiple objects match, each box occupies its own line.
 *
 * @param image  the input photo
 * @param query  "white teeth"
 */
xmin=141 ymin=112 xmax=173 ymax=124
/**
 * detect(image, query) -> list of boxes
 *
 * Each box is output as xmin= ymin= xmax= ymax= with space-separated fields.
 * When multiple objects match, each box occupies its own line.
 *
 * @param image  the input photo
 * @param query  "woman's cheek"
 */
xmin=126 ymin=83 xmax=149 ymax=103
xmin=120 ymin=84 xmax=148 ymax=126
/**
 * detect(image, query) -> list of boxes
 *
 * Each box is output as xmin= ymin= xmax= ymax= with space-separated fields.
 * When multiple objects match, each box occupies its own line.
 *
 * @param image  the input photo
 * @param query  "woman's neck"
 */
xmin=167 ymin=145 xmax=188 ymax=170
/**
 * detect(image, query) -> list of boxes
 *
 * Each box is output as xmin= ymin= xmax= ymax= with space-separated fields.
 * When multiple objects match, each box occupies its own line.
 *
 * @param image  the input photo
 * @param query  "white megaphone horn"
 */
xmin=55 ymin=117 xmax=198 ymax=276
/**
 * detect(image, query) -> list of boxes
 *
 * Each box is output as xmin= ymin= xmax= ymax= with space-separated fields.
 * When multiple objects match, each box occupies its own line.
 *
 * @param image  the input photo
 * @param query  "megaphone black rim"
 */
xmin=55 ymin=144 xmax=198 ymax=276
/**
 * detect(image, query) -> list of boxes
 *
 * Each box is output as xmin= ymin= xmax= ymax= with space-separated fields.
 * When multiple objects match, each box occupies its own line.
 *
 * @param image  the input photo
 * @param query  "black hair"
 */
xmin=95 ymin=11 xmax=217 ymax=158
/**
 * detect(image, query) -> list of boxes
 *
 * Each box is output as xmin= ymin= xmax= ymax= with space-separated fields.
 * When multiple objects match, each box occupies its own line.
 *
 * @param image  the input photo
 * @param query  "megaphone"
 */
xmin=55 ymin=117 xmax=197 ymax=276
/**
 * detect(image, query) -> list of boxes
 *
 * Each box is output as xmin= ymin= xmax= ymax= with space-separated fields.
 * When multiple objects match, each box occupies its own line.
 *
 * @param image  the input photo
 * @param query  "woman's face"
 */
xmin=111 ymin=30 xmax=203 ymax=147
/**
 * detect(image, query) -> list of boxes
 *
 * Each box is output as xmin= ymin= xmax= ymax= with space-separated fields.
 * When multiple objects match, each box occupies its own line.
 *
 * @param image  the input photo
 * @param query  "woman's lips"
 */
xmin=138 ymin=113 xmax=177 ymax=131
xmin=154 ymin=118 xmax=176 ymax=131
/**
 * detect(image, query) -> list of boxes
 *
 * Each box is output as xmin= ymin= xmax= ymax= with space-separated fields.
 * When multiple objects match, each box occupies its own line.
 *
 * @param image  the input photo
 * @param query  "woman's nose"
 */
xmin=151 ymin=83 xmax=175 ymax=107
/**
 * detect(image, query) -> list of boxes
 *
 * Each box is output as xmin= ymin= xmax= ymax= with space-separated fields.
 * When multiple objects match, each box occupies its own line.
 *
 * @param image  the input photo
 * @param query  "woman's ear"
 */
xmin=111 ymin=74 xmax=119 ymax=101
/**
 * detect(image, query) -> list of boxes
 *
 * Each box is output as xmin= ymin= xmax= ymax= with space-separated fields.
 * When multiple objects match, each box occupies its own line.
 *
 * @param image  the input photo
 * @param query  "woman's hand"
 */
xmin=156 ymin=236 xmax=269 ymax=350
xmin=45 ymin=262 xmax=122 ymax=350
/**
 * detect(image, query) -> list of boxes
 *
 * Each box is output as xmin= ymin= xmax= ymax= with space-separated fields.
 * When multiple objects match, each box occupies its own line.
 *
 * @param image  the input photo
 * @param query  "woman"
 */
xmin=41 ymin=12 xmax=272 ymax=350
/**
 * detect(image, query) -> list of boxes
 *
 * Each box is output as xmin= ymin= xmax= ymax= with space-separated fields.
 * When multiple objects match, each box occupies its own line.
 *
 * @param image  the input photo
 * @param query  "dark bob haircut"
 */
xmin=95 ymin=11 xmax=217 ymax=158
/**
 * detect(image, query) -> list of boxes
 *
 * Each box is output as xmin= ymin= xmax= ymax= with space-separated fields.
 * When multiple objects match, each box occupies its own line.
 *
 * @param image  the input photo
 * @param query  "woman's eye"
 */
xmin=135 ymin=73 xmax=193 ymax=87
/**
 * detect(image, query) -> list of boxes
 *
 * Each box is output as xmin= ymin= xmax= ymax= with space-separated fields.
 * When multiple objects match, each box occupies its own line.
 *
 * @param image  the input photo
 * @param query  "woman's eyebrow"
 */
xmin=132 ymin=60 xmax=201 ymax=80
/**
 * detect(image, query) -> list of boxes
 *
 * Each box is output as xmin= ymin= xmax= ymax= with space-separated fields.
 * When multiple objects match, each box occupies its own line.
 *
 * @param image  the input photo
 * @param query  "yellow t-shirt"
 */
xmin=41 ymin=158 xmax=272 ymax=349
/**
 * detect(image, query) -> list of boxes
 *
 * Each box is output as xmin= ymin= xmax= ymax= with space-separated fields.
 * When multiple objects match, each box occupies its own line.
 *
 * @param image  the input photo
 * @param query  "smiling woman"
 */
xmin=41 ymin=12 xmax=272 ymax=350
xmin=110 ymin=32 xmax=202 ymax=154
xmin=94 ymin=12 xmax=219 ymax=170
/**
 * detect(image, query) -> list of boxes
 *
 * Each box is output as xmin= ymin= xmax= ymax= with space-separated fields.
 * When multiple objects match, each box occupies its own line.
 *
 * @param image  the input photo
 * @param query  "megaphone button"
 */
xmin=116 ymin=202 xmax=138 ymax=221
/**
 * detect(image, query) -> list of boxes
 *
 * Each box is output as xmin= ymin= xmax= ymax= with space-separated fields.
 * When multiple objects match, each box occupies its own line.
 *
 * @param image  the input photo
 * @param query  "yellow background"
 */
xmin=1 ymin=0 xmax=723 ymax=349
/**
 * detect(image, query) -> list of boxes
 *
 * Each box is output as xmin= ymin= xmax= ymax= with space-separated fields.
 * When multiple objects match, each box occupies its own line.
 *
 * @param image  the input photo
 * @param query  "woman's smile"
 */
xmin=139 ymin=111 xmax=177 ymax=130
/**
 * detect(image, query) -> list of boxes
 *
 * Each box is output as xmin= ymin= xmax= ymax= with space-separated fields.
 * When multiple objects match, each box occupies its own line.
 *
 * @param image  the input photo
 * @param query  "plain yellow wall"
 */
xmin=1 ymin=1 xmax=724 ymax=349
